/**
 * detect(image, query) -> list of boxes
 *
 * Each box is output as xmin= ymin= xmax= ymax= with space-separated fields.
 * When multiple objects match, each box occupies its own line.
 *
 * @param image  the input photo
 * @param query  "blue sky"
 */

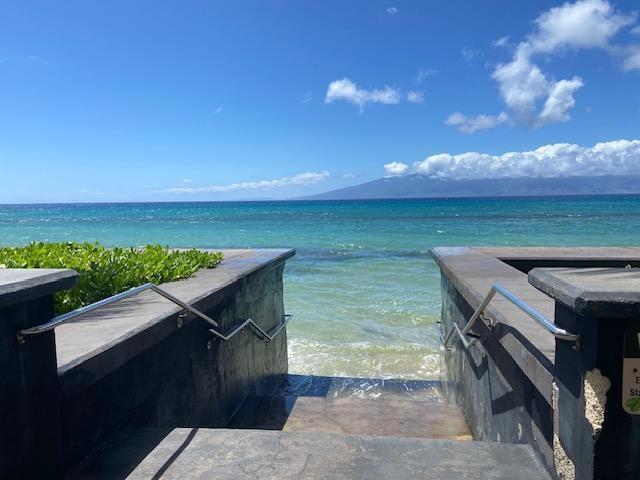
xmin=1 ymin=0 xmax=639 ymax=202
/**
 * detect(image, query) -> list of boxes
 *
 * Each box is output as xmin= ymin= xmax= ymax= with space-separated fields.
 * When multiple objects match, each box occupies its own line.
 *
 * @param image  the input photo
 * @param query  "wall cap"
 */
xmin=0 ymin=268 xmax=77 ymax=308
xmin=529 ymin=267 xmax=640 ymax=318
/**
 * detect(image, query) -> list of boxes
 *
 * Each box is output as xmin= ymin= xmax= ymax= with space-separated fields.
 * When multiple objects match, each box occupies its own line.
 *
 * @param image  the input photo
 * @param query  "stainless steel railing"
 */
xmin=442 ymin=282 xmax=579 ymax=350
xmin=17 ymin=282 xmax=290 ymax=345
xmin=208 ymin=314 xmax=292 ymax=343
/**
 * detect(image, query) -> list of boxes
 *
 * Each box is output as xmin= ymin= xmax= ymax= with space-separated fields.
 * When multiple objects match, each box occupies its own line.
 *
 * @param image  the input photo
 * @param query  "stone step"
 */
xmin=68 ymin=427 xmax=552 ymax=480
xmin=276 ymin=374 xmax=445 ymax=401
xmin=229 ymin=396 xmax=472 ymax=440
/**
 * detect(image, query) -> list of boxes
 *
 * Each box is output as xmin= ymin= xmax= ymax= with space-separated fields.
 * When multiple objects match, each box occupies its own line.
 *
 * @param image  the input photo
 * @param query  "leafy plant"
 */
xmin=0 ymin=242 xmax=223 ymax=314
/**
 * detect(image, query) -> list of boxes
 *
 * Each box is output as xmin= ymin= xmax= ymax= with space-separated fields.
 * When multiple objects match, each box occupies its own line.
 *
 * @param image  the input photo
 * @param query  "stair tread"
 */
xmin=229 ymin=396 xmax=472 ymax=440
xmin=69 ymin=427 xmax=552 ymax=480
xmin=277 ymin=374 xmax=445 ymax=401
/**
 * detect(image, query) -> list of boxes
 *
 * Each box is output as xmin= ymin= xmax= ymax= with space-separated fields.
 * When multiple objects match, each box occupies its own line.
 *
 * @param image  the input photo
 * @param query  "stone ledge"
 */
xmin=431 ymin=247 xmax=556 ymax=402
xmin=56 ymin=248 xmax=294 ymax=396
xmin=0 ymin=268 xmax=77 ymax=308
xmin=529 ymin=267 xmax=640 ymax=318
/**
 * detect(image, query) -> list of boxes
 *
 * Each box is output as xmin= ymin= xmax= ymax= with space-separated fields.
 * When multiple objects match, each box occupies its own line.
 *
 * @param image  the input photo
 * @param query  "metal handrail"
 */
xmin=209 ymin=314 xmax=292 ymax=343
xmin=17 ymin=281 xmax=292 ymax=345
xmin=18 ymin=283 xmax=219 ymax=343
xmin=443 ymin=282 xmax=579 ymax=349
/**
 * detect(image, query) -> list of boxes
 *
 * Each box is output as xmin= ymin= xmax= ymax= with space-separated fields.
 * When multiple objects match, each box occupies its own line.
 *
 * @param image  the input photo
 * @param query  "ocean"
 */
xmin=2 ymin=196 xmax=639 ymax=380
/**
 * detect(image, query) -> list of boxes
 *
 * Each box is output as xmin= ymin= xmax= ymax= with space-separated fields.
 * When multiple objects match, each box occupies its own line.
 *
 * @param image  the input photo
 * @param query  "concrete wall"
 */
xmin=0 ymin=269 xmax=78 ymax=479
xmin=0 ymin=249 xmax=293 ymax=478
xmin=435 ymin=247 xmax=640 ymax=480
xmin=59 ymin=252 xmax=292 ymax=470
xmin=439 ymin=274 xmax=555 ymax=471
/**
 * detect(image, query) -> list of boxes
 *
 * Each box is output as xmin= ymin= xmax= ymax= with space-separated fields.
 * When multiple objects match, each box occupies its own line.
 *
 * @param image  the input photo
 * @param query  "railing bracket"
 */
xmin=441 ymin=282 xmax=579 ymax=351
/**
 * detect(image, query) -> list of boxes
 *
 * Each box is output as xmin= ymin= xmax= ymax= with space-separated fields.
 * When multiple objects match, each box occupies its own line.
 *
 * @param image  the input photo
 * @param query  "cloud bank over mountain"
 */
xmin=385 ymin=139 xmax=640 ymax=180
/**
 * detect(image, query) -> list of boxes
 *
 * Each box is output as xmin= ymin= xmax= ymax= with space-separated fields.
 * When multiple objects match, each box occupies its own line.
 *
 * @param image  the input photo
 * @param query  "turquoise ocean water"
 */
xmin=2 ymin=196 xmax=639 ymax=379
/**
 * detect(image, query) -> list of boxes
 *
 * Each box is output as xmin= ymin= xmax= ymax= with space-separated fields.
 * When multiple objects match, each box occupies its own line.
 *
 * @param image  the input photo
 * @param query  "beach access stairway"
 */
xmin=69 ymin=374 xmax=551 ymax=479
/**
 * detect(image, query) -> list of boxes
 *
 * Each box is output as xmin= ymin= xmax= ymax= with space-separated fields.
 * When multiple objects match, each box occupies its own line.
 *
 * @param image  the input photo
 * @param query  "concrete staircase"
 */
xmin=68 ymin=375 xmax=552 ymax=479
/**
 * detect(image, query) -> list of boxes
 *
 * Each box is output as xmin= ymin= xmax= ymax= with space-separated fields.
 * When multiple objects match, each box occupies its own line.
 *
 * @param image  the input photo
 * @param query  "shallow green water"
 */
xmin=2 ymin=196 xmax=639 ymax=379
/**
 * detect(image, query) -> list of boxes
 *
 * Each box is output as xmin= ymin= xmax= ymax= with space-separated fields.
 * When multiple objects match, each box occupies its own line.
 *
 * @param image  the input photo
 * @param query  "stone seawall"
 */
xmin=0 ymin=248 xmax=294 ymax=477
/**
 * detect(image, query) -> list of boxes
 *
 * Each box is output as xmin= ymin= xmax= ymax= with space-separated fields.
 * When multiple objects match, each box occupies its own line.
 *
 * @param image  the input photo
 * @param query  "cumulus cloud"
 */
xmin=528 ymin=0 xmax=635 ymax=53
xmin=538 ymin=76 xmax=584 ymax=125
xmin=386 ymin=7 xmax=398 ymax=15
xmin=445 ymin=112 xmax=509 ymax=133
xmin=407 ymin=90 xmax=424 ymax=103
xmin=448 ymin=0 xmax=639 ymax=132
xmin=164 ymin=171 xmax=330 ymax=194
xmin=384 ymin=162 xmax=409 ymax=176
xmin=620 ymin=44 xmax=640 ymax=71
xmin=492 ymin=45 xmax=550 ymax=116
xmin=325 ymin=78 xmax=401 ymax=111
xmin=405 ymin=140 xmax=640 ymax=180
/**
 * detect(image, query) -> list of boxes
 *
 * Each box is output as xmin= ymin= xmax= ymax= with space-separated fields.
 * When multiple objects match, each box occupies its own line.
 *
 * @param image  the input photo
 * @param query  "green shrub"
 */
xmin=0 ymin=242 xmax=223 ymax=315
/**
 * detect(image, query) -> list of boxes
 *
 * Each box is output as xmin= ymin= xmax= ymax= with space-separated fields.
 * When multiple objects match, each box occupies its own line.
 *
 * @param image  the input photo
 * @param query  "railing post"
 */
xmin=530 ymin=267 xmax=640 ymax=480
xmin=0 ymin=269 xmax=77 ymax=479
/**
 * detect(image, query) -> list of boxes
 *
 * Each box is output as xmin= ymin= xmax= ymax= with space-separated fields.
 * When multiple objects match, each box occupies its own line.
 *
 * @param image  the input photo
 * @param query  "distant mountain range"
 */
xmin=302 ymin=174 xmax=640 ymax=200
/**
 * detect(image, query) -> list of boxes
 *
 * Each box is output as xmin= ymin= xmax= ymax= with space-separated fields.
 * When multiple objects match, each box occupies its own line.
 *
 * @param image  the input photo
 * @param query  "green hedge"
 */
xmin=0 ymin=242 xmax=223 ymax=314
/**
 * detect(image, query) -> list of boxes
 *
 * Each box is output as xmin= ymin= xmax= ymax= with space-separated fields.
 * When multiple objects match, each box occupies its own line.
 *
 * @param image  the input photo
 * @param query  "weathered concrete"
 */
xmin=433 ymin=248 xmax=640 ymax=480
xmin=68 ymin=427 xmax=551 ymax=480
xmin=276 ymin=373 xmax=445 ymax=401
xmin=529 ymin=267 xmax=640 ymax=317
xmin=58 ymin=249 xmax=295 ymax=470
xmin=0 ymin=268 xmax=77 ymax=307
xmin=230 ymin=396 xmax=472 ymax=440
xmin=0 ymin=269 xmax=77 ymax=479
xmin=437 ymin=271 xmax=555 ymax=471
xmin=531 ymin=267 xmax=640 ymax=480
xmin=477 ymin=247 xmax=640 ymax=274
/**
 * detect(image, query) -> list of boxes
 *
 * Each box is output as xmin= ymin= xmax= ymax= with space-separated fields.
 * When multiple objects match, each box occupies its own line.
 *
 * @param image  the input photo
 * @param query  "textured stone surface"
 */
xmin=529 ymin=267 xmax=640 ymax=317
xmin=229 ymin=396 xmax=472 ymax=440
xmin=59 ymin=249 xmax=294 ymax=470
xmin=431 ymin=247 xmax=556 ymax=390
xmin=276 ymin=374 xmax=445 ymax=401
xmin=0 ymin=268 xmax=77 ymax=307
xmin=433 ymin=247 xmax=640 ymax=480
xmin=0 ymin=270 xmax=76 ymax=478
xmin=69 ymin=427 xmax=551 ymax=480
xmin=56 ymin=248 xmax=294 ymax=376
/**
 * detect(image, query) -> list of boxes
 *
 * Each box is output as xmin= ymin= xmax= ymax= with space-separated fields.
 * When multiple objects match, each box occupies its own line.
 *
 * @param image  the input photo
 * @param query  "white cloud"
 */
xmin=302 ymin=91 xmax=313 ymax=103
xmin=461 ymin=47 xmax=482 ymax=63
xmin=537 ymin=76 xmax=584 ymax=125
xmin=632 ymin=25 xmax=640 ymax=35
xmin=528 ymin=0 xmax=635 ymax=53
xmin=164 ymin=171 xmax=330 ymax=194
xmin=407 ymin=90 xmax=424 ymax=103
xmin=492 ymin=36 xmax=511 ymax=48
xmin=445 ymin=112 xmax=509 ymax=133
xmin=384 ymin=162 xmax=409 ymax=176
xmin=325 ymin=78 xmax=401 ymax=111
xmin=409 ymin=139 xmax=640 ymax=179
xmin=448 ymin=0 xmax=639 ymax=131
xmin=415 ymin=68 xmax=437 ymax=84
xmin=491 ymin=44 xmax=552 ymax=117
xmin=386 ymin=7 xmax=398 ymax=15
xmin=621 ymin=44 xmax=640 ymax=71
